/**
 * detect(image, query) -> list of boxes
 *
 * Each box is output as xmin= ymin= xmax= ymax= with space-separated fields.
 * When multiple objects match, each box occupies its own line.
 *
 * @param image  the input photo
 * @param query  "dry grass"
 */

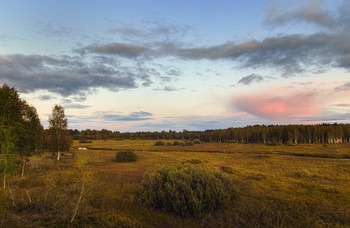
xmin=1 ymin=140 xmax=350 ymax=227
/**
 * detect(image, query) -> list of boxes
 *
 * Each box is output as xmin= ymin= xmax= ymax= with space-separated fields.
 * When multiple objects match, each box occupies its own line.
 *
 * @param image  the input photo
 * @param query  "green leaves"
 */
xmin=142 ymin=164 xmax=236 ymax=217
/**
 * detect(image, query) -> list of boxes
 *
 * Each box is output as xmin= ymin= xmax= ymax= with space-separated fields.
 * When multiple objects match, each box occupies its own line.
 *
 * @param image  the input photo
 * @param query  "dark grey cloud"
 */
xmin=0 ymin=54 xmax=154 ymax=99
xmin=75 ymin=1 xmax=350 ymax=78
xmin=238 ymin=74 xmax=264 ymax=85
xmin=103 ymin=111 xmax=153 ymax=121
xmin=37 ymin=95 xmax=55 ymax=101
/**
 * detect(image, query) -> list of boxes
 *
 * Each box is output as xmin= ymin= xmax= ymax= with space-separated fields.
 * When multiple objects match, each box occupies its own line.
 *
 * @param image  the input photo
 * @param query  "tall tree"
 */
xmin=0 ymin=84 xmax=43 ymax=186
xmin=48 ymin=105 xmax=68 ymax=160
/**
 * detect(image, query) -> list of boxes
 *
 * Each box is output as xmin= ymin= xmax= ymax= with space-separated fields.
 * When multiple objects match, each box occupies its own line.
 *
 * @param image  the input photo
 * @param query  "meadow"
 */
xmin=1 ymin=140 xmax=350 ymax=227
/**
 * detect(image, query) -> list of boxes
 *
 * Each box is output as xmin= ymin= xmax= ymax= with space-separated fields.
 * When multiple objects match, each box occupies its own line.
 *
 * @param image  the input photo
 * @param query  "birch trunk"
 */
xmin=21 ymin=159 xmax=26 ymax=178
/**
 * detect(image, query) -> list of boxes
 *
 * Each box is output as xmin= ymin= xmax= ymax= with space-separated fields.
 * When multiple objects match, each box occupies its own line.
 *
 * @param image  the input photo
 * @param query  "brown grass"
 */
xmin=1 ymin=140 xmax=350 ymax=227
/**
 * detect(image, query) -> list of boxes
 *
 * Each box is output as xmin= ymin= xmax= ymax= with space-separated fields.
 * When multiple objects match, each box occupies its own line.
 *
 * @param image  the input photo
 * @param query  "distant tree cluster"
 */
xmin=70 ymin=124 xmax=350 ymax=144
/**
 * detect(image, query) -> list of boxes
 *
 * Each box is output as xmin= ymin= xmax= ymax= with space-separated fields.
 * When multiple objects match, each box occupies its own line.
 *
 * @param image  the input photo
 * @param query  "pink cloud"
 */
xmin=235 ymin=92 xmax=320 ymax=120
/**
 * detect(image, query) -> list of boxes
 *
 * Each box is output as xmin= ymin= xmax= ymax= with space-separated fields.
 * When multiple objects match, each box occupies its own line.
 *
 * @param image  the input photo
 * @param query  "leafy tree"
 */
xmin=48 ymin=105 xmax=71 ymax=160
xmin=0 ymin=84 xmax=43 ymax=186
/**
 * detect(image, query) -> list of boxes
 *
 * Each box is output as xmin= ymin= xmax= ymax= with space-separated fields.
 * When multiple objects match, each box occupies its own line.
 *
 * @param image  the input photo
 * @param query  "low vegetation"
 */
xmin=0 ymin=140 xmax=350 ymax=227
xmin=154 ymin=141 xmax=165 ymax=146
xmin=141 ymin=164 xmax=235 ymax=217
xmin=115 ymin=151 xmax=138 ymax=162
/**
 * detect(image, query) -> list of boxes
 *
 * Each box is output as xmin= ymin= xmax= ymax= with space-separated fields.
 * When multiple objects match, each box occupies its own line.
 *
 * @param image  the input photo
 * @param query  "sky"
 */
xmin=1 ymin=0 xmax=350 ymax=132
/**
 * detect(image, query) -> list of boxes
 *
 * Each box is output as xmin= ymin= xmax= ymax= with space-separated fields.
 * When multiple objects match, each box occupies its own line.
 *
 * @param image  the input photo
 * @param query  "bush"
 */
xmin=173 ymin=141 xmax=181 ymax=146
xmin=154 ymin=141 xmax=165 ymax=146
xmin=192 ymin=139 xmax=201 ymax=144
xmin=266 ymin=141 xmax=280 ymax=146
xmin=115 ymin=151 xmax=138 ymax=162
xmin=79 ymin=140 xmax=92 ymax=143
xmin=183 ymin=141 xmax=194 ymax=146
xmin=166 ymin=142 xmax=172 ymax=146
xmin=141 ymin=165 xmax=235 ymax=217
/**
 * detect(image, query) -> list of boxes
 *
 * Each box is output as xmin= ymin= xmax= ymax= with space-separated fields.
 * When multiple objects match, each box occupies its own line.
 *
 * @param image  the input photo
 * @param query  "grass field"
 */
xmin=1 ymin=140 xmax=350 ymax=227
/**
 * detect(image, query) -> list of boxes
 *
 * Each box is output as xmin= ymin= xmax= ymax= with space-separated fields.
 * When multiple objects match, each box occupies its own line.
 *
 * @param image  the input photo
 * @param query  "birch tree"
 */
xmin=48 ymin=105 xmax=68 ymax=160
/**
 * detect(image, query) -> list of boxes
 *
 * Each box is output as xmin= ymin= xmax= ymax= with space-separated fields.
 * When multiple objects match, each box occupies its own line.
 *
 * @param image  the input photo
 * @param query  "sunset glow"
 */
xmin=0 ymin=0 xmax=349 ymax=131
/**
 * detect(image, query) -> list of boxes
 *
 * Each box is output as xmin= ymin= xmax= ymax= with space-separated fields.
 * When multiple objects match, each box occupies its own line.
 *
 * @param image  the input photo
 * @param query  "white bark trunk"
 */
xmin=21 ymin=159 xmax=26 ymax=178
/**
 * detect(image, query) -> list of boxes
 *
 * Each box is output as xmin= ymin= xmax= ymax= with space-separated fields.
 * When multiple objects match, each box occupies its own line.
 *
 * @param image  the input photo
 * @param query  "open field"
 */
xmin=1 ymin=140 xmax=350 ymax=227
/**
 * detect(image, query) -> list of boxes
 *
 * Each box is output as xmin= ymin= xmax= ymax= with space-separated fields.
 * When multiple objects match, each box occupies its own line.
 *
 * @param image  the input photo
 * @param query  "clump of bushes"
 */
xmin=154 ymin=141 xmax=165 ymax=146
xmin=266 ymin=141 xmax=280 ymax=146
xmin=115 ymin=151 xmax=138 ymax=162
xmin=79 ymin=140 xmax=92 ymax=143
xmin=141 ymin=165 xmax=235 ymax=217
xmin=192 ymin=139 xmax=201 ymax=144
xmin=173 ymin=141 xmax=181 ymax=146
xmin=183 ymin=141 xmax=194 ymax=146
xmin=166 ymin=142 xmax=172 ymax=146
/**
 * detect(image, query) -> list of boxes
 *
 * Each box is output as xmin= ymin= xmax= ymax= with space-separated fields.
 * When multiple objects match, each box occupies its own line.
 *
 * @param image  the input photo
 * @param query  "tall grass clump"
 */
xmin=115 ymin=151 xmax=138 ymax=162
xmin=154 ymin=141 xmax=165 ymax=146
xmin=141 ymin=165 xmax=235 ymax=217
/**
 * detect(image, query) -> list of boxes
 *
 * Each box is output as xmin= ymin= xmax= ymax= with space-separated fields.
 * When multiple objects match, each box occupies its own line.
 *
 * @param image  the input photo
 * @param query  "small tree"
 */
xmin=48 ymin=105 xmax=68 ymax=160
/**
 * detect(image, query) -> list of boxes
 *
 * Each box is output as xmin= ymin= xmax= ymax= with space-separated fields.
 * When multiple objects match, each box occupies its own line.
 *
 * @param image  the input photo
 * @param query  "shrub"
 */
xmin=166 ymin=142 xmax=172 ymax=146
xmin=154 ymin=141 xmax=165 ymax=146
xmin=141 ymin=165 xmax=235 ymax=217
xmin=173 ymin=141 xmax=181 ymax=146
xmin=192 ymin=139 xmax=201 ymax=144
xmin=115 ymin=151 xmax=138 ymax=162
xmin=79 ymin=140 xmax=92 ymax=143
xmin=266 ymin=141 xmax=280 ymax=146
xmin=183 ymin=141 xmax=194 ymax=146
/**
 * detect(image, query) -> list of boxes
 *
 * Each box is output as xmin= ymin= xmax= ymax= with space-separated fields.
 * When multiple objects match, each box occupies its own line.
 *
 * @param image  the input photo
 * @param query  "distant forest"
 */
xmin=68 ymin=123 xmax=350 ymax=144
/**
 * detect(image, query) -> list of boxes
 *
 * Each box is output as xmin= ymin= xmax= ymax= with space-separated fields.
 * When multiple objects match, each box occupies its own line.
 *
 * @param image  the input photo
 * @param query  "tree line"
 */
xmin=71 ymin=123 xmax=350 ymax=144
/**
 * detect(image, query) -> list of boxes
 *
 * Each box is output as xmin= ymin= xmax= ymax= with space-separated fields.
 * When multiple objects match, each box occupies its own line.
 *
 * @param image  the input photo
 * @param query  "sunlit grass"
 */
xmin=1 ymin=140 xmax=350 ymax=227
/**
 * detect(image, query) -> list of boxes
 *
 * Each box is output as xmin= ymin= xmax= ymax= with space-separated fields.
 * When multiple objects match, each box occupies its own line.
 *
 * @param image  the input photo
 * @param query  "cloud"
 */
xmin=74 ymin=1 xmax=350 ymax=78
xmin=235 ymin=92 xmax=319 ymax=119
xmin=64 ymin=104 xmax=91 ymax=109
xmin=37 ymin=95 xmax=55 ymax=101
xmin=37 ymin=22 xmax=77 ymax=37
xmin=107 ymin=20 xmax=191 ymax=42
xmin=103 ymin=111 xmax=153 ymax=121
xmin=334 ymin=82 xmax=350 ymax=92
xmin=153 ymin=86 xmax=184 ymax=92
xmin=238 ymin=74 xmax=264 ymax=85
xmin=0 ymin=54 xmax=155 ymax=99
xmin=336 ymin=103 xmax=350 ymax=107
xmin=75 ymin=43 xmax=151 ymax=58
xmin=265 ymin=0 xmax=335 ymax=28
